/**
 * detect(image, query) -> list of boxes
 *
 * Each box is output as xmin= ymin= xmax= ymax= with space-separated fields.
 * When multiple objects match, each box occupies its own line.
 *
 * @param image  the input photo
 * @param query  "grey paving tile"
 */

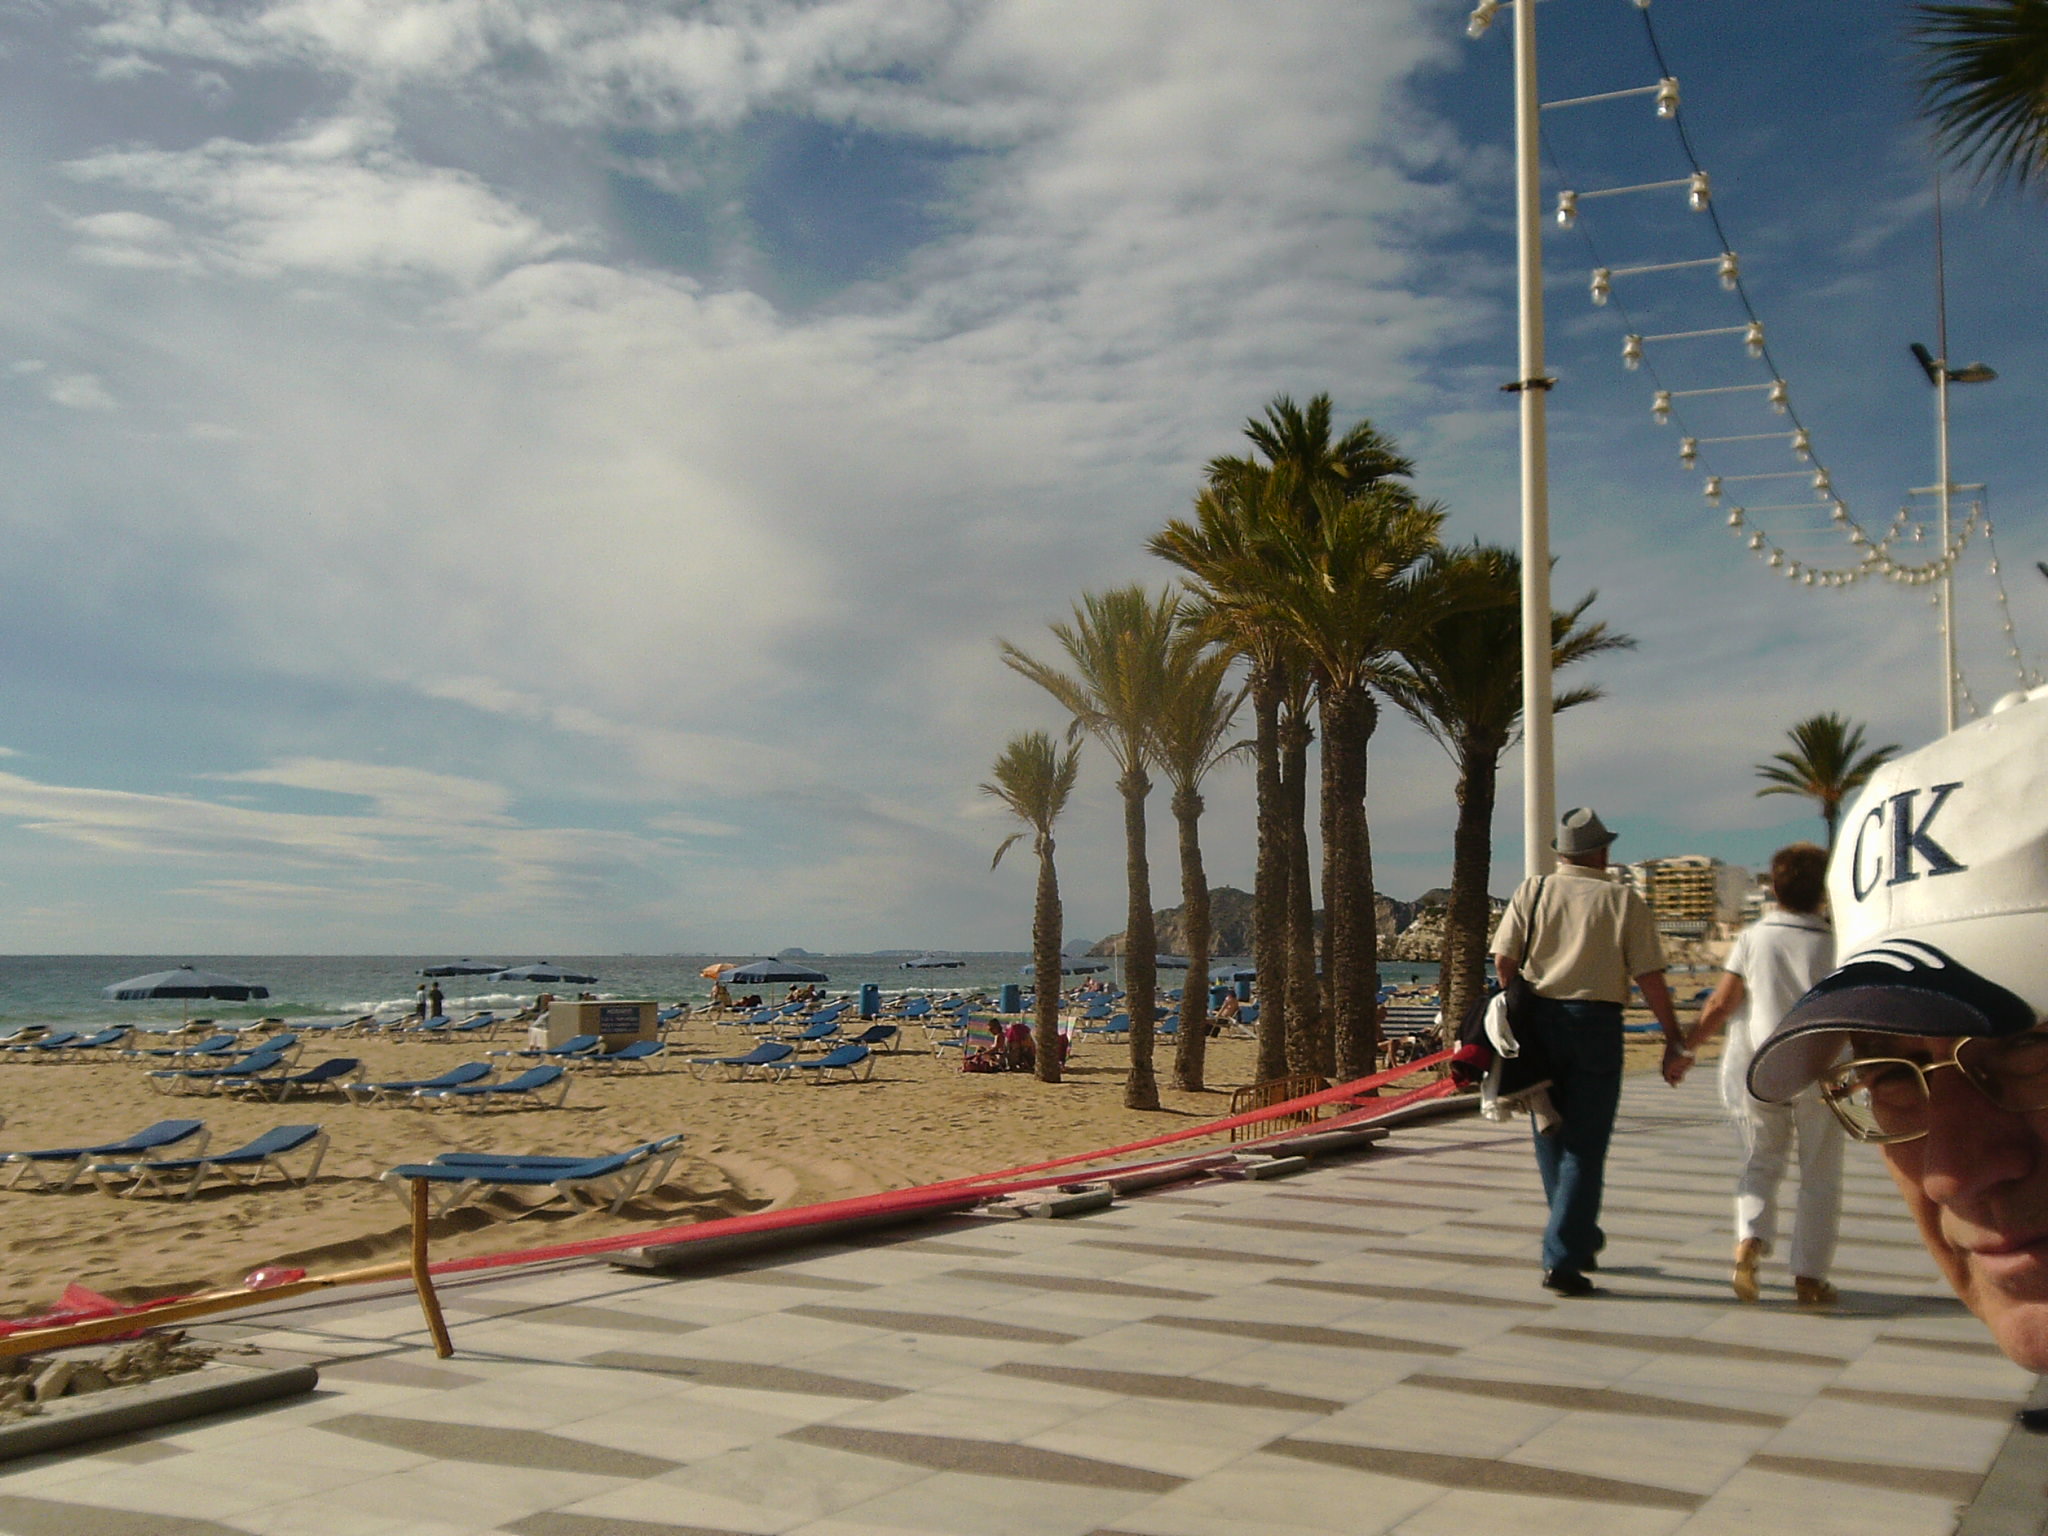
xmin=1265 ymin=1436 xmax=1703 ymax=1510
xmin=314 ymin=1411 xmax=679 ymax=1476
xmin=0 ymin=1495 xmax=257 ymax=1536
xmin=784 ymin=1425 xmax=1183 ymax=1493
xmin=784 ymin=1305 xmax=1079 ymax=1344
xmin=584 ymin=1353 xmax=907 ymax=1401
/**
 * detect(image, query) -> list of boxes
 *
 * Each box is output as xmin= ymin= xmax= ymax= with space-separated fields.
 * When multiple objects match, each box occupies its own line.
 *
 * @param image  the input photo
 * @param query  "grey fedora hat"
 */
xmin=1554 ymin=806 xmax=1617 ymax=856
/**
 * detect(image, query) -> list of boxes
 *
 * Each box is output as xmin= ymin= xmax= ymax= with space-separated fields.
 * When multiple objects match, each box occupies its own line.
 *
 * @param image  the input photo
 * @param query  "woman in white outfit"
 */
xmin=1684 ymin=843 xmax=1841 ymax=1306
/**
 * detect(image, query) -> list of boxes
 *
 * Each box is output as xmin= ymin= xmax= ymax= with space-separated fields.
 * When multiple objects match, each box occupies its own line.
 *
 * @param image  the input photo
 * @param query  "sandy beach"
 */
xmin=0 ymin=1012 xmax=1692 ymax=1316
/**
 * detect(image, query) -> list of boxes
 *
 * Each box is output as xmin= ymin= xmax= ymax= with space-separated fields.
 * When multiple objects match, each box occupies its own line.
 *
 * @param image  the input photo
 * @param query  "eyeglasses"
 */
xmin=1819 ymin=1029 xmax=2048 ymax=1143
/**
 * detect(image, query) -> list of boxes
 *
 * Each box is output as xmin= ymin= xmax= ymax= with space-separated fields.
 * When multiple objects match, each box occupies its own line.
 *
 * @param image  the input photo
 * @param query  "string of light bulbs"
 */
xmin=1466 ymin=0 xmax=1977 ymax=593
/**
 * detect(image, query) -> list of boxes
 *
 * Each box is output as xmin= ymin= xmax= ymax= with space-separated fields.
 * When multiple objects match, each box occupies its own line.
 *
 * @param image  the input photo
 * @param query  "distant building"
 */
xmin=1626 ymin=855 xmax=1753 ymax=934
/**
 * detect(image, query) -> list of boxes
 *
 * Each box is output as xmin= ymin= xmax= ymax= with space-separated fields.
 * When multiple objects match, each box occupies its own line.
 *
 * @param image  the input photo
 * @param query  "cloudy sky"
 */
xmin=0 ymin=0 xmax=2039 ymax=955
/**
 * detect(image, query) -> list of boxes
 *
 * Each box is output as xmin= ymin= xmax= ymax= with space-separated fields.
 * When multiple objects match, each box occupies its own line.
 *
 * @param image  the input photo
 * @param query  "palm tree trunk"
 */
xmin=1822 ymin=797 xmax=1839 ymax=850
xmin=1437 ymin=733 xmax=1501 ymax=1043
xmin=1170 ymin=789 xmax=1210 ymax=1092
xmin=1281 ymin=708 xmax=1321 ymax=1076
xmin=1251 ymin=665 xmax=1289 ymax=1081
xmin=1033 ymin=834 xmax=1064 ymax=1084
xmin=1119 ymin=769 xmax=1161 ymax=1110
xmin=1321 ymin=682 xmax=1380 ymax=1081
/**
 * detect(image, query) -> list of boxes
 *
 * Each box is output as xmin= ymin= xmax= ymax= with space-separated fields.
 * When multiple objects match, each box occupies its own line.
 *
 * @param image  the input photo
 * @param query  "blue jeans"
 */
xmin=1526 ymin=996 xmax=1625 ymax=1273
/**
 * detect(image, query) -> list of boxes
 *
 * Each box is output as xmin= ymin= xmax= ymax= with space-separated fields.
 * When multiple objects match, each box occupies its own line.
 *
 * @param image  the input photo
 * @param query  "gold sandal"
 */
xmin=1794 ymin=1276 xmax=1838 ymax=1308
xmin=1732 ymin=1238 xmax=1763 ymax=1303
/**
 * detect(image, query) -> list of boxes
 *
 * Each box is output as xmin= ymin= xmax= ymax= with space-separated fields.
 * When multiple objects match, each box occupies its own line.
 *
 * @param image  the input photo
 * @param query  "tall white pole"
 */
xmin=1514 ymin=0 xmax=1556 ymax=878
xmin=1934 ymin=178 xmax=1958 ymax=735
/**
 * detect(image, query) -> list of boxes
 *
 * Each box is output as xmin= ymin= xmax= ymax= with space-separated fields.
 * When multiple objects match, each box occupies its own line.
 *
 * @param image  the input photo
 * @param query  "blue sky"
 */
xmin=0 ymin=0 xmax=2038 ymax=954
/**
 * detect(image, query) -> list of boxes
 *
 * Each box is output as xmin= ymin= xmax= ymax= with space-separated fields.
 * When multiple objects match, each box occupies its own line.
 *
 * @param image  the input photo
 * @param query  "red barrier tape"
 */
xmin=432 ymin=1049 xmax=1456 ymax=1276
xmin=1 ymin=1049 xmax=1461 ymax=1323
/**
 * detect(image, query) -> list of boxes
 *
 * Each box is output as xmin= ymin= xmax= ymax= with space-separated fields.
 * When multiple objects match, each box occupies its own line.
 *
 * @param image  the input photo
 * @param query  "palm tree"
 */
xmin=1756 ymin=714 xmax=1902 ymax=846
xmin=1150 ymin=627 xmax=1246 ymax=1092
xmin=1155 ymin=395 xmax=1420 ymax=1082
xmin=1001 ymin=586 xmax=1181 ymax=1110
xmin=1152 ymin=481 xmax=1298 ymax=1081
xmin=1381 ymin=544 xmax=1634 ymax=1035
xmin=1914 ymin=1 xmax=2048 ymax=192
xmin=983 ymin=731 xmax=1082 ymax=1084
xmin=1227 ymin=482 xmax=1451 ymax=1081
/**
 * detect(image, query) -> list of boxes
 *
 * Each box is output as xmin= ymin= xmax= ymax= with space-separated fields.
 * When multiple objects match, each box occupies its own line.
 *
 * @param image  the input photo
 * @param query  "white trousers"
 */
xmin=1734 ymin=1090 xmax=1843 ymax=1280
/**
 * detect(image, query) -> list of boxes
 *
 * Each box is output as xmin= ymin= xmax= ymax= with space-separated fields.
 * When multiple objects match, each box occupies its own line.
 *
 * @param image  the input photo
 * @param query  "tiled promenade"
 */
xmin=0 ymin=1066 xmax=2034 ymax=1536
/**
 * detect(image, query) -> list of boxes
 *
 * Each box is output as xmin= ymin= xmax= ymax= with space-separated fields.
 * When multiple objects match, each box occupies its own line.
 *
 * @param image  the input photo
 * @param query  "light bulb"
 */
xmin=1718 ymin=251 xmax=1740 ymax=289
xmin=1467 ymin=0 xmax=1500 ymax=37
xmin=1812 ymin=469 xmax=1832 ymax=494
xmin=1623 ymin=334 xmax=1643 ymax=370
xmin=1802 ymin=572 xmax=1816 ymax=586
xmin=1744 ymin=321 xmax=1764 ymax=357
xmin=1590 ymin=268 xmax=1611 ymax=306
xmin=1652 ymin=390 xmax=1671 ymax=424
xmin=1727 ymin=508 xmax=1743 ymax=527
xmin=1679 ymin=437 xmax=1697 ymax=466
xmin=1768 ymin=549 xmax=1784 ymax=567
xmin=1655 ymin=77 xmax=1680 ymax=118
xmin=1850 ymin=529 xmax=1866 ymax=544
xmin=1830 ymin=500 xmax=1848 ymax=523
xmin=1768 ymin=378 xmax=1789 ymax=414
xmin=1792 ymin=428 xmax=1811 ymax=460
xmin=1703 ymin=475 xmax=1722 ymax=502
xmin=1556 ymin=190 xmax=1578 ymax=228
xmin=1749 ymin=531 xmax=1765 ymax=550
xmin=1688 ymin=171 xmax=1710 ymax=212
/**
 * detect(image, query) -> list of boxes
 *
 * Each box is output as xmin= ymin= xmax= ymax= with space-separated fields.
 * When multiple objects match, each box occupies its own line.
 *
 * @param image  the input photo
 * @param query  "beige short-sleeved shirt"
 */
xmin=1491 ymin=863 xmax=1665 ymax=1005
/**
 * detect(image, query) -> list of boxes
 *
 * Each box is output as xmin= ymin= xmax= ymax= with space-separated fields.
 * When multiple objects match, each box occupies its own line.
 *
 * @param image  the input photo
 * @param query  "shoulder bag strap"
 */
xmin=1519 ymin=876 xmax=1548 ymax=972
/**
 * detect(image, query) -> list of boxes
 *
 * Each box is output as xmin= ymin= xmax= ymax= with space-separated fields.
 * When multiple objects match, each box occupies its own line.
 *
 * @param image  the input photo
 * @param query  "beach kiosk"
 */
xmin=544 ymin=999 xmax=657 ymax=1053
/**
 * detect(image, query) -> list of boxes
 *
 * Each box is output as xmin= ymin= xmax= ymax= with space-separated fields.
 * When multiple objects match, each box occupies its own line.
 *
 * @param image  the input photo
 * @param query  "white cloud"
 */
xmin=66 ymin=117 xmax=566 ymax=286
xmin=46 ymin=373 xmax=118 ymax=410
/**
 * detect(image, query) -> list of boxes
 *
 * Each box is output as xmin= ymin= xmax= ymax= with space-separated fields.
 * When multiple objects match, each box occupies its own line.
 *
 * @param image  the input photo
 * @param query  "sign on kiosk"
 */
xmin=547 ymin=999 xmax=657 ymax=1052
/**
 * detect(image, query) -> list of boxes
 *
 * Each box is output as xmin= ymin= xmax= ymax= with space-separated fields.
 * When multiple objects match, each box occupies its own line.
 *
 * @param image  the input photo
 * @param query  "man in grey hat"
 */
xmin=1493 ymin=806 xmax=1689 ymax=1295
xmin=1749 ymin=684 xmax=2048 ymax=1369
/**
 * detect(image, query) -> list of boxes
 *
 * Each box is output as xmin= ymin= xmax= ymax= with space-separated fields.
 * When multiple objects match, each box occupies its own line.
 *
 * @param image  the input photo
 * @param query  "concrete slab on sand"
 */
xmin=0 ymin=1068 xmax=2033 ymax=1536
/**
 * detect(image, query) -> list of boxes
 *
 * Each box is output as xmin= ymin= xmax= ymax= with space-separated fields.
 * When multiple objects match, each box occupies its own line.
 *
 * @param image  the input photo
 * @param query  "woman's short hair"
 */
xmin=1770 ymin=842 xmax=1828 ymax=913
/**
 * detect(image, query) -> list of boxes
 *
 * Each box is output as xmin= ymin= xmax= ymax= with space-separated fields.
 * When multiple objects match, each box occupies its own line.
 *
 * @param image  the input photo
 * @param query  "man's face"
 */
xmin=1873 ymin=1030 xmax=2048 ymax=1370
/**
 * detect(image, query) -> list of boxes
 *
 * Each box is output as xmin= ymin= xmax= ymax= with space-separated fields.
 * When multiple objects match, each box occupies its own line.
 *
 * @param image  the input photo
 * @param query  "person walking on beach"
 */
xmin=1492 ymin=806 xmax=1689 ymax=1296
xmin=1683 ymin=843 xmax=1841 ymax=1306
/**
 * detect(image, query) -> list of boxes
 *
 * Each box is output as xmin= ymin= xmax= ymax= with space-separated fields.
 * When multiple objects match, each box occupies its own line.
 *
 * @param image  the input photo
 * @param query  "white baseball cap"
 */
xmin=1748 ymin=683 xmax=2048 ymax=1103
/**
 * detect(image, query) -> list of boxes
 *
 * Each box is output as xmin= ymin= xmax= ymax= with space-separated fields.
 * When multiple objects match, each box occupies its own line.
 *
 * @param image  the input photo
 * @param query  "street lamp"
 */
xmin=1909 ymin=340 xmax=1997 ymax=734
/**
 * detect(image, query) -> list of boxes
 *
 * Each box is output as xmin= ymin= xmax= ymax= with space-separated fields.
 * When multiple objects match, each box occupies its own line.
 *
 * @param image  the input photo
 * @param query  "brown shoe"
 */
xmin=1794 ymin=1276 xmax=1838 ymax=1308
xmin=1731 ymin=1238 xmax=1763 ymax=1303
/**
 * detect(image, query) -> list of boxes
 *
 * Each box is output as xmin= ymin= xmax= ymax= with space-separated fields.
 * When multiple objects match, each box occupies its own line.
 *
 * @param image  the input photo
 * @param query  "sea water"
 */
xmin=0 ymin=954 xmax=1442 ymax=1032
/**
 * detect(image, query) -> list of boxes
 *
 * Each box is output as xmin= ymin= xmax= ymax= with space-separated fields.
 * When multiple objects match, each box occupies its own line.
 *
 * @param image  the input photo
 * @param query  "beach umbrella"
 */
xmin=420 ymin=960 xmax=503 ymax=977
xmin=102 ymin=965 xmax=270 ymax=1002
xmin=723 ymin=959 xmax=829 ymax=985
xmin=700 ymin=962 xmax=736 ymax=980
xmin=490 ymin=962 xmax=598 ymax=985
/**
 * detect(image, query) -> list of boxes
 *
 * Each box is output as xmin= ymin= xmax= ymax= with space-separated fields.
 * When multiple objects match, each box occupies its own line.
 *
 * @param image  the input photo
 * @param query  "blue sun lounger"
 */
xmin=129 ymin=1032 xmax=240 ymax=1061
xmin=3 ymin=1031 xmax=78 ymax=1058
xmin=147 ymin=1044 xmax=292 ymax=1096
xmin=771 ymin=1043 xmax=874 ymax=1084
xmin=343 ymin=1061 xmax=494 ymax=1104
xmin=784 ymin=1017 xmax=842 ymax=1048
xmin=687 ymin=1040 xmax=793 ymax=1081
xmin=2 ymin=1119 xmax=209 ymax=1190
xmin=43 ymin=1027 xmax=131 ymax=1060
xmin=384 ymin=1133 xmax=687 ymax=1216
xmin=87 ymin=1124 xmax=328 ymax=1199
xmin=415 ymin=1064 xmax=570 ymax=1111
xmin=230 ymin=1056 xmax=365 ymax=1102
xmin=489 ymin=1034 xmax=600 ymax=1062
xmin=853 ymin=1024 xmax=900 ymax=1051
xmin=581 ymin=1040 xmax=666 ymax=1074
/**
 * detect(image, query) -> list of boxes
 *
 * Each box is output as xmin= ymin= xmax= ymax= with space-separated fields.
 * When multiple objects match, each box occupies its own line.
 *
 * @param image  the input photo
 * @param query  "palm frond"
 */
xmin=1914 ymin=0 xmax=2048 ymax=191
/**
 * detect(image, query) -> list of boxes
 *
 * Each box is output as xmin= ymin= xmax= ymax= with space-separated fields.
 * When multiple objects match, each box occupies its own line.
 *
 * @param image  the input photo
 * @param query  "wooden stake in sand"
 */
xmin=410 ymin=1177 xmax=454 ymax=1359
